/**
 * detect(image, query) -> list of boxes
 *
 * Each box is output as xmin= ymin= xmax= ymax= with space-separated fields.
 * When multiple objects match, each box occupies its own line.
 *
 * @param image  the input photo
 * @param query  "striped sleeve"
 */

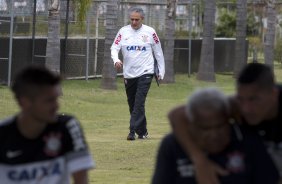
xmin=65 ymin=118 xmax=95 ymax=173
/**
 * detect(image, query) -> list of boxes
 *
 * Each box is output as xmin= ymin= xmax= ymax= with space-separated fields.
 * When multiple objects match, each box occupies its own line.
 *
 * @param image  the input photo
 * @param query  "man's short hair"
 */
xmin=12 ymin=65 xmax=61 ymax=99
xmin=185 ymin=88 xmax=229 ymax=122
xmin=128 ymin=7 xmax=145 ymax=18
xmin=237 ymin=63 xmax=275 ymax=90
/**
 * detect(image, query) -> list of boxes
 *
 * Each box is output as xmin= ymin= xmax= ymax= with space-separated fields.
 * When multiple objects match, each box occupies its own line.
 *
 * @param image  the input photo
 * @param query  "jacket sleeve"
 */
xmin=111 ymin=30 xmax=122 ymax=65
xmin=151 ymin=30 xmax=165 ymax=79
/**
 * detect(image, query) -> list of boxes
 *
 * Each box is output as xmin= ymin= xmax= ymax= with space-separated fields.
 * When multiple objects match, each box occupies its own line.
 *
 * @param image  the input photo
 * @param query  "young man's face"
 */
xmin=237 ymin=84 xmax=277 ymax=125
xmin=130 ymin=12 xmax=143 ymax=30
xmin=189 ymin=110 xmax=230 ymax=154
xmin=22 ymin=85 xmax=61 ymax=123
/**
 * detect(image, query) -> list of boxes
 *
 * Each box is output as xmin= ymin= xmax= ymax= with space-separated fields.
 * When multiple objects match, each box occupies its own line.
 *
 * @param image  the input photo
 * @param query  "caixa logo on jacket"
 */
xmin=126 ymin=46 xmax=147 ymax=51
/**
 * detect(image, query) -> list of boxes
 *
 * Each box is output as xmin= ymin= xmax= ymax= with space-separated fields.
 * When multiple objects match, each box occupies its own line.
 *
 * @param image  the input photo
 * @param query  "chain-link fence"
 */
xmin=2 ymin=0 xmax=282 ymax=86
xmin=1 ymin=0 xmax=282 ymax=118
xmin=0 ymin=0 xmax=187 ymax=118
xmin=0 ymin=0 xmax=199 ymax=85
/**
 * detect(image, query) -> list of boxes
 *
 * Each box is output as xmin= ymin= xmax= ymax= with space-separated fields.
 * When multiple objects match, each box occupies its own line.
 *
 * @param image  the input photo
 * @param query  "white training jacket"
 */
xmin=111 ymin=24 xmax=165 ymax=79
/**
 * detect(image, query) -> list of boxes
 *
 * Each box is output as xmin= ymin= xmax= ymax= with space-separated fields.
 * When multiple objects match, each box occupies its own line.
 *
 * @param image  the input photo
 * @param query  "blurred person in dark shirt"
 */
xmin=168 ymin=63 xmax=282 ymax=184
xmin=153 ymin=88 xmax=279 ymax=184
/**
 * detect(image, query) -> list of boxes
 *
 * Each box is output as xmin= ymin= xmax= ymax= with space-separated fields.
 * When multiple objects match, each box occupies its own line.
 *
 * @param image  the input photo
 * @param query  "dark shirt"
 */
xmin=0 ymin=115 xmax=94 ymax=184
xmin=152 ymin=125 xmax=279 ymax=184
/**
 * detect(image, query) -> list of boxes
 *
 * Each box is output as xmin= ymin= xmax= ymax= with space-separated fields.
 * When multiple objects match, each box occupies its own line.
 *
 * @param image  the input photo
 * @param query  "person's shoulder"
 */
xmin=54 ymin=114 xmax=81 ymax=130
xmin=119 ymin=25 xmax=131 ymax=32
xmin=160 ymin=133 xmax=192 ymax=163
xmin=0 ymin=116 xmax=16 ymax=139
xmin=142 ymin=24 xmax=156 ymax=33
xmin=55 ymin=114 xmax=88 ymax=150
xmin=162 ymin=133 xmax=177 ymax=144
xmin=0 ymin=116 xmax=16 ymax=128
xmin=57 ymin=114 xmax=74 ymax=123
xmin=160 ymin=133 xmax=181 ymax=151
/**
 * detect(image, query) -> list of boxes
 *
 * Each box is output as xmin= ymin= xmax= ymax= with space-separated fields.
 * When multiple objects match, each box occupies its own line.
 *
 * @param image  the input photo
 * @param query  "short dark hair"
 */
xmin=12 ymin=65 xmax=61 ymax=99
xmin=237 ymin=63 xmax=275 ymax=90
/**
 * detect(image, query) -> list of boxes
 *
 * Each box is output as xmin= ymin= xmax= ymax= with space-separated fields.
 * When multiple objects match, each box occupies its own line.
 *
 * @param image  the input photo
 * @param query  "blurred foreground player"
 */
xmin=0 ymin=65 xmax=94 ymax=184
xmin=152 ymin=88 xmax=279 ymax=184
xmin=169 ymin=63 xmax=282 ymax=184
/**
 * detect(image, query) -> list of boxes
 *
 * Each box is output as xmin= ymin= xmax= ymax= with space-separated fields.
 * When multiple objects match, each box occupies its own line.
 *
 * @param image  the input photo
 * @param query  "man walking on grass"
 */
xmin=111 ymin=7 xmax=165 ymax=141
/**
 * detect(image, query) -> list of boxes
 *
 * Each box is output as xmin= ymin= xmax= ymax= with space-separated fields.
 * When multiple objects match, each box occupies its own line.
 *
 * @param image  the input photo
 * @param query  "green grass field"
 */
xmin=1 ymin=68 xmax=282 ymax=183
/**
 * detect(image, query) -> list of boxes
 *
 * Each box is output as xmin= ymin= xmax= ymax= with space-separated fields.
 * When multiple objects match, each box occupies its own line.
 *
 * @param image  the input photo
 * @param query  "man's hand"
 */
xmin=194 ymin=156 xmax=229 ymax=184
xmin=115 ymin=61 xmax=123 ymax=71
xmin=157 ymin=75 xmax=162 ymax=81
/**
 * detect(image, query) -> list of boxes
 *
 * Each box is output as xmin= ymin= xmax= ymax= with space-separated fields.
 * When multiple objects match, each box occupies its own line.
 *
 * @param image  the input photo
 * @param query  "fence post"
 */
xmin=31 ymin=0 xmax=37 ymax=64
xmin=63 ymin=0 xmax=70 ymax=77
xmin=188 ymin=0 xmax=192 ymax=77
xmin=94 ymin=3 xmax=99 ymax=77
xmin=8 ymin=0 xmax=15 ymax=87
xmin=86 ymin=9 xmax=91 ymax=80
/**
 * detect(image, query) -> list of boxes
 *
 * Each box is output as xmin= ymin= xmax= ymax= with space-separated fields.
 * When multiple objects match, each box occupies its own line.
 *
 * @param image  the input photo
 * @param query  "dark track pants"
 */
xmin=124 ymin=74 xmax=153 ymax=136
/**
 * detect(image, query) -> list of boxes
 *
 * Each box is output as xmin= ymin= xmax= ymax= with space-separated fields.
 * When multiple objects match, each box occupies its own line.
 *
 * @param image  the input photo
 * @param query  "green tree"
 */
xmin=247 ymin=12 xmax=260 ymax=36
xmin=73 ymin=0 xmax=91 ymax=23
xmin=215 ymin=7 xmax=260 ymax=38
xmin=216 ymin=9 xmax=236 ymax=37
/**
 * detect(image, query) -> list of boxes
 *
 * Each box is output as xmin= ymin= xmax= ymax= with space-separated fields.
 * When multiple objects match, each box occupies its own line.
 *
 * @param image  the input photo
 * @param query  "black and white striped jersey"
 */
xmin=0 ymin=115 xmax=94 ymax=184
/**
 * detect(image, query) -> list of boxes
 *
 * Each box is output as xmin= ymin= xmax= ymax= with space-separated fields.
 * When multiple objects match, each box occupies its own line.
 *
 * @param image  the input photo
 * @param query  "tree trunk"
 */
xmin=163 ymin=0 xmax=178 ymax=83
xmin=234 ymin=0 xmax=247 ymax=77
xmin=196 ymin=0 xmax=216 ymax=82
xmin=46 ymin=11 xmax=60 ymax=73
xmin=100 ymin=0 xmax=119 ymax=90
xmin=264 ymin=0 xmax=276 ymax=69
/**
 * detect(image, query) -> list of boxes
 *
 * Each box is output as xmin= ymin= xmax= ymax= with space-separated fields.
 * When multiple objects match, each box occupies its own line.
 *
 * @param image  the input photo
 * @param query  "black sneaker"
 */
xmin=138 ymin=132 xmax=148 ymax=139
xmin=127 ymin=133 xmax=135 ymax=141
